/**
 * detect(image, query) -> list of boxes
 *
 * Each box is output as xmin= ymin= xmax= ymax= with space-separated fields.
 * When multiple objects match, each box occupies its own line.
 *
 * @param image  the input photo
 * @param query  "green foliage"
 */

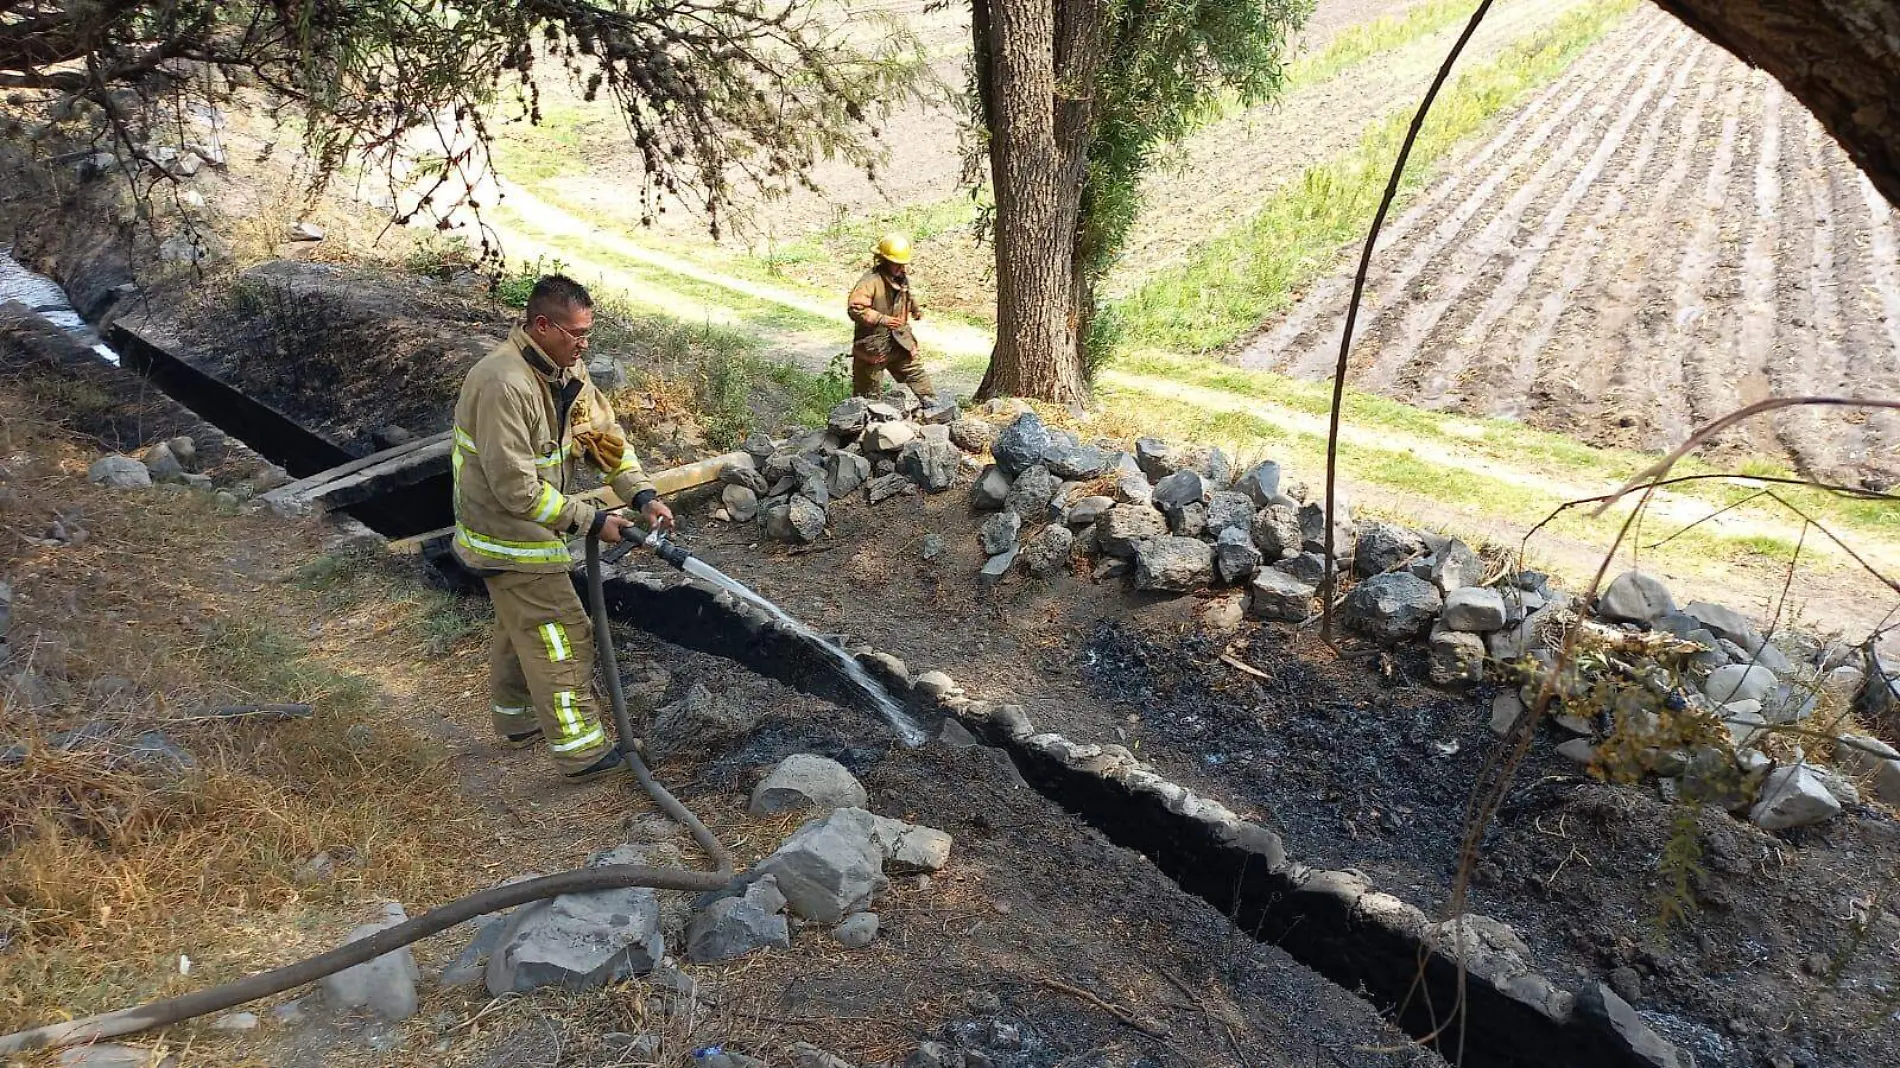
xmin=1076 ymin=0 xmax=1314 ymax=372
xmin=494 ymin=255 xmax=571 ymax=309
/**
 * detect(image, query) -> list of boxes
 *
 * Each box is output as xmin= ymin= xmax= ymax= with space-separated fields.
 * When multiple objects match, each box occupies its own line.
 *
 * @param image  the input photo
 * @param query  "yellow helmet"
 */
xmin=873 ymin=233 xmax=913 ymax=265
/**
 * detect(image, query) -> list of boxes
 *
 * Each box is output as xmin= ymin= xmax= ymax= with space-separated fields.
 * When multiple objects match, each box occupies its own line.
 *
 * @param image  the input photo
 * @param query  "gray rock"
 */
xmin=1743 ymin=638 xmax=1795 ymax=674
xmin=1555 ymin=738 xmax=1596 ymax=765
xmin=1235 ymin=461 xmax=1282 ymax=507
xmin=1490 ymin=693 xmax=1525 ymax=736
xmin=1251 ymin=504 xmax=1304 ymax=560
xmin=56 ymin=1045 xmax=177 ymax=1068
xmin=1135 ymin=536 xmax=1215 ymax=593
xmin=1162 ymin=501 xmax=1207 ymax=538
xmin=721 ymin=463 xmax=770 ymax=495
xmin=1342 ymin=572 xmax=1443 ymax=642
xmin=1133 ymin=437 xmax=1175 ymax=481
xmin=914 ymin=671 xmax=959 ymax=699
xmin=1274 ymin=551 xmax=1329 ymax=586
xmin=898 ymin=438 xmax=960 ymax=493
xmin=1298 ymin=499 xmax=1355 ymax=559
xmin=992 ymin=412 xmax=1055 ymax=475
xmin=687 ymin=877 xmax=790 ymax=963
xmin=143 ymin=442 xmax=187 ymax=483
xmin=1065 ymin=495 xmax=1114 ymax=528
xmin=1428 ymin=625 xmax=1487 ymax=685
xmin=750 ymin=754 xmax=868 ymax=816
xmin=321 ymin=902 xmax=421 ymax=1020
xmin=765 ymin=494 xmax=827 ymax=543
xmin=1683 ymin=601 xmax=1756 ymax=644
xmin=650 ymin=683 xmax=762 ymax=759
xmin=488 ymin=846 xmax=664 ymax=993
xmin=755 ymin=808 xmax=884 ymax=923
xmin=440 ymin=916 xmax=508 ymax=987
xmin=833 ymin=912 xmax=879 ymax=949
xmin=1017 ymin=524 xmax=1074 ymax=578
xmin=1003 ymin=464 xmax=1059 ymax=521
xmin=1099 ymin=503 xmax=1168 ymax=558
xmin=1070 ymin=523 xmax=1100 ymax=561
xmin=791 ymin=1042 xmax=860 ymax=1068
xmin=1442 ymin=587 xmax=1508 ymax=632
xmin=88 ymin=455 xmax=152 ymax=489
xmin=288 ymin=221 xmax=325 ymax=241
xmin=1250 ymin=569 xmax=1315 ymax=622
xmin=1750 ymin=765 xmax=1841 ymax=830
xmin=1114 ymin=472 xmax=1154 ymax=506
xmin=1047 ymin=444 xmax=1110 ymax=480
xmin=870 ymin=815 xmax=955 ymax=873
xmin=1354 ymin=522 xmax=1427 ymax=578
xmin=1574 ymin=983 xmax=1689 ymax=1068
xmin=1431 ymin=538 xmax=1483 ymax=592
xmin=949 ymin=417 xmax=994 ymax=453
xmin=978 ymin=511 xmax=1022 ymax=555
xmin=722 ymin=484 xmax=760 ymax=523
xmin=1205 ymin=491 xmax=1255 ymax=539
xmin=827 ymin=451 xmax=872 ymax=499
xmin=211 ymin=1011 xmax=259 ymax=1031
xmin=1215 ymin=527 xmax=1263 ymax=584
xmin=979 ymin=548 xmax=1018 ymax=585
xmin=921 ymin=533 xmax=946 ymax=561
xmin=1151 ymin=470 xmax=1207 ymax=508
xmin=827 ymin=398 xmax=872 ymax=439
xmin=867 ymin=420 xmax=919 ymax=453
xmin=1704 ymin=664 xmax=1777 ymax=705
xmin=971 ymin=464 xmax=1012 ymax=510
xmin=1836 ymin=733 xmax=1900 ymax=804
xmin=1598 ymin=571 xmax=1676 ymax=624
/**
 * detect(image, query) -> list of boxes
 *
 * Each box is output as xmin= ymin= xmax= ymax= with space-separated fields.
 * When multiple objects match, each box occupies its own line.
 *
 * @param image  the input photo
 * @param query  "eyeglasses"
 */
xmin=544 ymin=319 xmax=592 ymax=343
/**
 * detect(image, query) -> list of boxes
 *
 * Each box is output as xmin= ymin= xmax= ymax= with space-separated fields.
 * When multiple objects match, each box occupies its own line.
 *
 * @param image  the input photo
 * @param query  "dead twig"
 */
xmin=1030 ymin=976 xmax=1169 ymax=1039
xmin=1218 ymin=650 xmax=1273 ymax=682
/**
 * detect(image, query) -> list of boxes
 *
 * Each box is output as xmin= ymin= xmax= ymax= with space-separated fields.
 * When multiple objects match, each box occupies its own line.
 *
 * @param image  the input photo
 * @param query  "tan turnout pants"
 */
xmin=482 ymin=569 xmax=615 ymax=775
xmin=852 ymin=346 xmax=935 ymax=400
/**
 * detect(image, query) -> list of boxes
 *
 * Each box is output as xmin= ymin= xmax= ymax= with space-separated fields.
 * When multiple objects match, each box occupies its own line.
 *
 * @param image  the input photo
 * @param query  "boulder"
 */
xmin=1250 ymin=569 xmax=1316 ymax=622
xmin=978 ymin=548 xmax=1018 ymax=586
xmin=1151 ymin=470 xmax=1207 ymax=508
xmin=1215 ymin=527 xmax=1263 ymax=584
xmin=1750 ymin=765 xmax=1842 ymax=830
xmin=1017 ymin=524 xmax=1074 ymax=578
xmin=320 ymin=902 xmax=421 ymax=1019
xmin=1275 ymin=551 xmax=1328 ymax=586
xmin=1133 ymin=437 xmax=1175 ymax=480
xmin=1490 ymin=693 xmax=1525 ymax=736
xmin=1297 ymin=500 xmax=1355 ymax=562
xmin=948 ymin=417 xmax=994 ymax=453
xmin=722 ymin=463 xmax=769 ymax=495
xmin=88 ymin=455 xmax=152 ymax=489
xmin=826 ymin=451 xmax=872 ymax=499
xmin=898 ymin=439 xmax=960 ymax=493
xmin=1047 ymin=444 xmax=1110 ymax=480
xmin=1683 ymin=601 xmax=1757 ymax=645
xmin=765 ymin=494 xmax=827 ymax=544
xmin=1431 ymin=538 xmax=1484 ymax=592
xmin=1354 ymin=522 xmax=1427 ymax=578
xmin=1205 ymin=491 xmax=1255 ymax=539
xmin=1835 ymin=733 xmax=1900 ymax=804
xmin=992 ymin=412 xmax=1055 ymax=475
xmin=1114 ymin=473 xmax=1154 ymax=506
xmin=1162 ymin=501 xmax=1207 ymax=538
xmin=867 ymin=420 xmax=919 ymax=453
xmin=1134 ymin=536 xmax=1215 ymax=593
xmin=833 ymin=912 xmax=879 ymax=949
xmin=1099 ymin=503 xmax=1168 ymax=558
xmin=1342 ymin=573 xmax=1443 ymax=642
xmin=827 ymin=397 xmax=872 ymax=439
xmin=978 ymin=511 xmax=1022 ymax=555
xmin=649 ymin=683 xmax=761 ymax=759
xmin=1442 ymin=587 xmax=1508 ymax=632
xmin=143 ymin=442 xmax=187 ymax=483
xmin=1704 ymin=664 xmax=1777 ymax=705
xmin=1251 ymin=504 xmax=1304 ymax=560
xmin=870 ymin=815 xmax=955 ymax=873
xmin=722 ymin=484 xmax=760 ymax=523
xmin=487 ymin=846 xmax=665 ymax=993
xmin=1428 ymin=625 xmax=1486 ymax=686
xmin=1235 ymin=461 xmax=1282 ymax=507
xmin=1573 ymin=984 xmax=1689 ymax=1068
xmin=755 ymin=808 xmax=885 ymax=923
xmin=866 ymin=473 xmax=915 ymax=504
xmin=1066 ymin=495 xmax=1114 ymax=528
xmin=686 ymin=877 xmax=790 ymax=963
xmin=1555 ymin=738 xmax=1596 ymax=765
xmin=971 ymin=465 xmax=1012 ymax=510
xmin=749 ymin=754 xmax=869 ymax=816
xmin=1598 ymin=571 xmax=1676 ymax=624
xmin=1003 ymin=464 xmax=1060 ymax=521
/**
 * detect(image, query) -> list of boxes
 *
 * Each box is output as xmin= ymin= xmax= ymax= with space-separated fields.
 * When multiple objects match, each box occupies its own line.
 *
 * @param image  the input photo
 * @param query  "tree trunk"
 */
xmin=975 ymin=0 xmax=1107 ymax=410
xmin=1652 ymin=0 xmax=1900 ymax=208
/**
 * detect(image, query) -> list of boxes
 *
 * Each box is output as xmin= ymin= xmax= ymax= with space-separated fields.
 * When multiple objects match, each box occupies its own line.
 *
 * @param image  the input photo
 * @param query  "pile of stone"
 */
xmin=714 ymin=392 xmax=970 ymax=544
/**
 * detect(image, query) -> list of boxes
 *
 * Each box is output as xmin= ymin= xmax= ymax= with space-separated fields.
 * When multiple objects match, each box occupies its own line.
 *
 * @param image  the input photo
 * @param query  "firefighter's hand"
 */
xmin=597 ymin=513 xmax=637 ymax=545
xmin=642 ymin=498 xmax=676 ymax=532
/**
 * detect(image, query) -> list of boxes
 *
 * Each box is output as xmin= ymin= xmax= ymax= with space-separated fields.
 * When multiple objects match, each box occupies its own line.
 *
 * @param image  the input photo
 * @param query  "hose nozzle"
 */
xmin=641 ymin=526 xmax=693 ymax=570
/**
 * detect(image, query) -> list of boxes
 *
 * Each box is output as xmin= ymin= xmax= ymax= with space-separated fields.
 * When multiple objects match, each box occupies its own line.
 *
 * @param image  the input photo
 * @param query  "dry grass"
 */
xmin=0 ymin=385 xmax=500 ymax=1039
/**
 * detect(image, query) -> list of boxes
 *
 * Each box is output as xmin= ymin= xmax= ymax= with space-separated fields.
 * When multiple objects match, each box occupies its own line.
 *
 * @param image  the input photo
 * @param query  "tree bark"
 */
xmin=1651 ymin=0 xmax=1900 ymax=209
xmin=975 ymin=0 xmax=1106 ymax=410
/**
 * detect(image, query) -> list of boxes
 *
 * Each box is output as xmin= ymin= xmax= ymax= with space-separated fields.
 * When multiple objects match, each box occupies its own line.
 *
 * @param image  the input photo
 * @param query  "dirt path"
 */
xmin=1233 ymin=6 xmax=1900 ymax=487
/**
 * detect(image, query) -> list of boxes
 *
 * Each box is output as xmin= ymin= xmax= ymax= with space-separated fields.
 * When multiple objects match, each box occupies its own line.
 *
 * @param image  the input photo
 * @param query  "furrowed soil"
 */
xmin=1232 ymin=5 xmax=1900 ymax=489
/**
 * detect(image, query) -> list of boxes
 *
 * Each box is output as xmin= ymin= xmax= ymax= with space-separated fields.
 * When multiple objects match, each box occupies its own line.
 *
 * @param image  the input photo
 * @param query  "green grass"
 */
xmin=1286 ymin=0 xmax=1486 ymax=88
xmin=1112 ymin=0 xmax=1637 ymax=356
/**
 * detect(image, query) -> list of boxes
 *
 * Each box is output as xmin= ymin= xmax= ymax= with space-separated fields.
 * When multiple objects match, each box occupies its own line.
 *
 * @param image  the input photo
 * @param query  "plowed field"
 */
xmin=1234 ymin=8 xmax=1900 ymax=487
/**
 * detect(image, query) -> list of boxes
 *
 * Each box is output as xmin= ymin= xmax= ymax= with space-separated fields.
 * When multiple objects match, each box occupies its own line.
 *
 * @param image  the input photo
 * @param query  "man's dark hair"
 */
xmin=526 ymin=274 xmax=593 ymax=322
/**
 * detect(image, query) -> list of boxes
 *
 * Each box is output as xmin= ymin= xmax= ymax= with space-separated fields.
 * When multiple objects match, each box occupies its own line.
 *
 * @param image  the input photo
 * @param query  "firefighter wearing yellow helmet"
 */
xmin=846 ymin=233 xmax=935 ymax=401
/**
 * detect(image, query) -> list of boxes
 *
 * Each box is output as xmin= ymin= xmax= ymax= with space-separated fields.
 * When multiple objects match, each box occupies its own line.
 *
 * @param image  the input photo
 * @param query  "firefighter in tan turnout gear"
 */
xmin=451 ymin=274 xmax=674 ymax=782
xmin=847 ymin=233 xmax=936 ymax=402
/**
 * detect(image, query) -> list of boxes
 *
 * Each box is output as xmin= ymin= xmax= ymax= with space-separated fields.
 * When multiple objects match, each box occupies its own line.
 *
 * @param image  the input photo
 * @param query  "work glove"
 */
xmin=569 ymin=393 xmax=630 ymax=472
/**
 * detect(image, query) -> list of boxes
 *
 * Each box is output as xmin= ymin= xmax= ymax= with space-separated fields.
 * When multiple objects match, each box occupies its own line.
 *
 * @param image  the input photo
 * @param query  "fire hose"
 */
xmin=0 ymin=524 xmax=729 ymax=1056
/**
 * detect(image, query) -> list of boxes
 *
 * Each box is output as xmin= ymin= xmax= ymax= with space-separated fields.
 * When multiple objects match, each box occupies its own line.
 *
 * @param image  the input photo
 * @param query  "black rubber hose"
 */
xmin=0 ymin=530 xmax=735 ymax=1054
xmin=586 ymin=530 xmax=733 ymax=877
xmin=0 ymin=864 xmax=726 ymax=1055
